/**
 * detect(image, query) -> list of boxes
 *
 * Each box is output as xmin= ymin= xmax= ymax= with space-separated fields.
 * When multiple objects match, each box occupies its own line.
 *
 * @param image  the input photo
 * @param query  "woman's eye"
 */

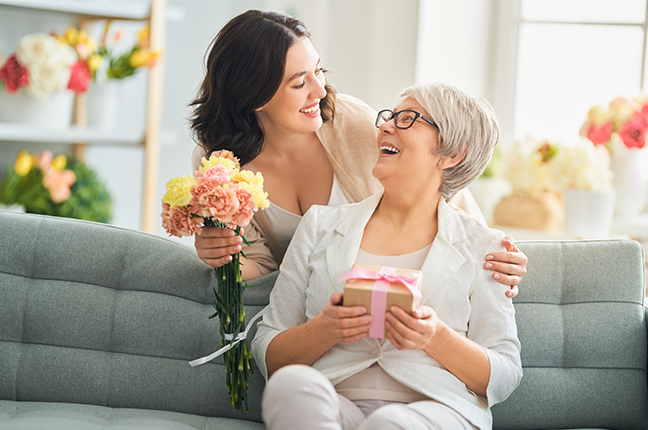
xmin=314 ymin=68 xmax=323 ymax=75
xmin=294 ymin=81 xmax=306 ymax=89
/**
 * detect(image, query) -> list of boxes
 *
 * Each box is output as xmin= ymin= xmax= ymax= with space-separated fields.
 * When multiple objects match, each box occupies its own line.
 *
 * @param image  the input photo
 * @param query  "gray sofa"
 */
xmin=0 ymin=211 xmax=646 ymax=430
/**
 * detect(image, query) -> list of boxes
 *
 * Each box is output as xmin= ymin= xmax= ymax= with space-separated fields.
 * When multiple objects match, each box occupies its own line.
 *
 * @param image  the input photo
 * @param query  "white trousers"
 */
xmin=261 ymin=365 xmax=477 ymax=430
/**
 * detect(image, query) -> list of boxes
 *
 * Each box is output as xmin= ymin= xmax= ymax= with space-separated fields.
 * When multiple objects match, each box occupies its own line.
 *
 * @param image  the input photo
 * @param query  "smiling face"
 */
xmin=255 ymin=37 xmax=327 ymax=136
xmin=372 ymin=97 xmax=445 ymax=189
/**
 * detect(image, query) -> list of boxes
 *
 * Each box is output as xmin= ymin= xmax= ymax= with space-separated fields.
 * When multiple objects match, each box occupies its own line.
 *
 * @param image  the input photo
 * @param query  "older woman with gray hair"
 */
xmin=251 ymin=82 xmax=522 ymax=430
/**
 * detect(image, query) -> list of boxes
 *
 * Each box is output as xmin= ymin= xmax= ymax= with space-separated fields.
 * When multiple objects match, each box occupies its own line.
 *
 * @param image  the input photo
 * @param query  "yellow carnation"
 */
xmin=199 ymin=155 xmax=237 ymax=173
xmin=162 ymin=175 xmax=196 ymax=208
xmin=14 ymin=150 xmax=34 ymax=176
xmin=87 ymin=53 xmax=102 ymax=72
xmin=52 ymin=154 xmax=67 ymax=171
xmin=239 ymin=181 xmax=269 ymax=210
xmin=232 ymin=169 xmax=263 ymax=187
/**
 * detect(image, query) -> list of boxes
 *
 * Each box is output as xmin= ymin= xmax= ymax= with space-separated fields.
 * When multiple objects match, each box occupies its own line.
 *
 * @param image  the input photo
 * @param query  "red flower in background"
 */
xmin=0 ymin=54 xmax=29 ymax=93
xmin=618 ymin=117 xmax=647 ymax=149
xmin=67 ymin=60 xmax=92 ymax=93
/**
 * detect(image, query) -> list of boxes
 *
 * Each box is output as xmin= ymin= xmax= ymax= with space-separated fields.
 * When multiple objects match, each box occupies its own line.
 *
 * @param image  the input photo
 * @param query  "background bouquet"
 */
xmin=0 ymin=149 xmax=113 ymax=223
xmin=161 ymin=150 xmax=268 ymax=412
xmin=94 ymin=21 xmax=159 ymax=82
xmin=580 ymin=96 xmax=648 ymax=150
xmin=0 ymin=27 xmax=100 ymax=102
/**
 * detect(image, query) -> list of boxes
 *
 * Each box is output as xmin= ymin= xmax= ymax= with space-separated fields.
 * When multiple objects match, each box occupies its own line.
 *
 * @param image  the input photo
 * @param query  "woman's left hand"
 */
xmin=385 ymin=305 xmax=439 ymax=351
xmin=484 ymin=235 xmax=528 ymax=298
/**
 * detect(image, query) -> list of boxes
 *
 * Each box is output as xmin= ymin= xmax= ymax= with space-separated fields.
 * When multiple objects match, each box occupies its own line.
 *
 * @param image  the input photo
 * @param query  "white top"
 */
xmin=252 ymin=192 xmax=522 ymax=430
xmin=335 ymin=245 xmax=433 ymax=403
xmin=264 ymin=175 xmax=350 ymax=250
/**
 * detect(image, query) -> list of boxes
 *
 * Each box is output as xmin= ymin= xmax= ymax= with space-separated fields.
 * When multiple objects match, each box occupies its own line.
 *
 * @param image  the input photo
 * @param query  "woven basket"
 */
xmin=493 ymin=193 xmax=564 ymax=231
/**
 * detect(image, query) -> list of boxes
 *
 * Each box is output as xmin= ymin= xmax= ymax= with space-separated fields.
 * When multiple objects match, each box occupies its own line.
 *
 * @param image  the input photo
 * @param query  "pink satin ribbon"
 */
xmin=339 ymin=266 xmax=422 ymax=338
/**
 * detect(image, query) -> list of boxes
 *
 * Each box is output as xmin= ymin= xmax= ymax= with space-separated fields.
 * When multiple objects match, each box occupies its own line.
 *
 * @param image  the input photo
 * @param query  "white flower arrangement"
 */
xmin=503 ymin=136 xmax=613 ymax=194
xmin=16 ymin=34 xmax=77 ymax=103
xmin=546 ymin=138 xmax=614 ymax=192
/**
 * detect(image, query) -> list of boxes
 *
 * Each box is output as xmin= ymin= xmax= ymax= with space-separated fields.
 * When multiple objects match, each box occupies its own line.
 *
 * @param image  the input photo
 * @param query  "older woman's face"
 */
xmin=372 ymin=97 xmax=443 ymax=187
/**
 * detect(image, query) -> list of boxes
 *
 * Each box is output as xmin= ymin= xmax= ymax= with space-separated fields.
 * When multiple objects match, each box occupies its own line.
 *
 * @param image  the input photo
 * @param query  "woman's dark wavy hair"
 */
xmin=189 ymin=10 xmax=337 ymax=166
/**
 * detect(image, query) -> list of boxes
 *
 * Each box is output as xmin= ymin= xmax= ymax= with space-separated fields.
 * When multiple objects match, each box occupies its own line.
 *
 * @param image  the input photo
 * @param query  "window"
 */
xmin=511 ymin=0 xmax=647 ymax=142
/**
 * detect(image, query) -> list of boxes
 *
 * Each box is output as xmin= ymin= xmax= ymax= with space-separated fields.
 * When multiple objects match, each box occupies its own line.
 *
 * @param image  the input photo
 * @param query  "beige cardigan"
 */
xmin=191 ymin=94 xmax=486 ymax=275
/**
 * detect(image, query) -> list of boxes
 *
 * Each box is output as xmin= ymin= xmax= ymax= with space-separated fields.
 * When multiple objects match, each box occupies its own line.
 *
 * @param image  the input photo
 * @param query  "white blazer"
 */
xmin=251 ymin=192 xmax=522 ymax=430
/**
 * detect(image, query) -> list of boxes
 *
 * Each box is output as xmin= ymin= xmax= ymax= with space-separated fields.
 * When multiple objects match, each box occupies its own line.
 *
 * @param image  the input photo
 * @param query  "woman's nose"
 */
xmin=379 ymin=119 xmax=396 ymax=134
xmin=311 ymin=76 xmax=327 ymax=99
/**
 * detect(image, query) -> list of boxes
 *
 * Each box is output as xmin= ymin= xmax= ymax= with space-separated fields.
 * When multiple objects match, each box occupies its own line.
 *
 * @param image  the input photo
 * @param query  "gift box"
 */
xmin=339 ymin=264 xmax=422 ymax=338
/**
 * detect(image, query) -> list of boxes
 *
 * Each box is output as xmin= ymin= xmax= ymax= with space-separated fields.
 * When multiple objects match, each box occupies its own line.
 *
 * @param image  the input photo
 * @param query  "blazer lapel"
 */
xmin=419 ymin=199 xmax=467 ymax=303
xmin=326 ymin=192 xmax=383 ymax=289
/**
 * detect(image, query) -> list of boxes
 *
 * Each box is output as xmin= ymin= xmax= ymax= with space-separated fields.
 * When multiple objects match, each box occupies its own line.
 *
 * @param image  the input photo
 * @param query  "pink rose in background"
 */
xmin=43 ymin=169 xmax=76 ymax=203
xmin=618 ymin=117 xmax=647 ymax=149
xmin=227 ymin=187 xmax=257 ymax=229
xmin=639 ymin=105 xmax=648 ymax=126
xmin=67 ymin=60 xmax=92 ymax=93
xmin=0 ymin=54 xmax=29 ymax=93
xmin=161 ymin=203 xmax=203 ymax=237
xmin=201 ymin=165 xmax=231 ymax=185
xmin=585 ymin=122 xmax=613 ymax=146
xmin=36 ymin=150 xmax=53 ymax=171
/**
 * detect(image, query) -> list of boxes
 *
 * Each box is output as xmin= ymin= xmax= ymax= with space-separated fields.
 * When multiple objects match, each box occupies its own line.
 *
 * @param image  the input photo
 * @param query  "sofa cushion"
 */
xmin=0 ymin=401 xmax=264 ymax=429
xmin=0 ymin=212 xmax=274 ymax=424
xmin=491 ymin=239 xmax=647 ymax=430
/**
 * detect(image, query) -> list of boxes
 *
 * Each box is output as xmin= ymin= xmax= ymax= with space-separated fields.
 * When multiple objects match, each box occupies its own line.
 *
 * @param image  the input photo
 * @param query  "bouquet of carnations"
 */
xmin=161 ymin=150 xmax=268 ymax=412
xmin=580 ymin=96 xmax=648 ymax=150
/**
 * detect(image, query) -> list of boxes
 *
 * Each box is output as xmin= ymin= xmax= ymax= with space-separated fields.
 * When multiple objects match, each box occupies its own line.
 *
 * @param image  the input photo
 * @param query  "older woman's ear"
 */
xmin=438 ymin=151 xmax=465 ymax=170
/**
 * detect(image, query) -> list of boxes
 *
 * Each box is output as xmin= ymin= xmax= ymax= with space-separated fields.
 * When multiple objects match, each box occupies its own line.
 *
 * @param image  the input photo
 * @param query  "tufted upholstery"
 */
xmin=0 ymin=211 xmax=272 ymax=429
xmin=0 ymin=210 xmax=646 ymax=430
xmin=492 ymin=239 xmax=647 ymax=430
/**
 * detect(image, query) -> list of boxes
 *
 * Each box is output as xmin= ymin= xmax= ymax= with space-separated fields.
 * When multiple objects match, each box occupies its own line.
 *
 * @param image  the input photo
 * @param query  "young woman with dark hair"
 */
xmin=188 ymin=9 xmax=527 ymax=290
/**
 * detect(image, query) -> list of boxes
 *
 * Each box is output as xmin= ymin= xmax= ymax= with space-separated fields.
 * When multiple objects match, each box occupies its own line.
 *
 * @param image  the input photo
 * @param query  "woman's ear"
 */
xmin=439 ymin=150 xmax=465 ymax=169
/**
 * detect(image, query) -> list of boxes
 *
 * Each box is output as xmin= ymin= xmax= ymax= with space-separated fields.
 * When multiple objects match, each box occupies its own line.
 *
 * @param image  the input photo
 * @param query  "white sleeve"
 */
xmin=250 ymin=207 xmax=320 ymax=380
xmin=468 ymin=232 xmax=523 ymax=406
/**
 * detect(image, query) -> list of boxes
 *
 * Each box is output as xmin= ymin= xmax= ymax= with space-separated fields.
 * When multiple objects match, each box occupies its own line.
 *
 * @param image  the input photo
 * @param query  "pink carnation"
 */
xmin=226 ymin=187 xmax=257 ymax=229
xmin=585 ymin=122 xmax=613 ymax=145
xmin=192 ymin=182 xmax=239 ymax=224
xmin=161 ymin=202 xmax=203 ymax=237
xmin=202 ymin=164 xmax=231 ymax=185
xmin=618 ymin=117 xmax=646 ymax=149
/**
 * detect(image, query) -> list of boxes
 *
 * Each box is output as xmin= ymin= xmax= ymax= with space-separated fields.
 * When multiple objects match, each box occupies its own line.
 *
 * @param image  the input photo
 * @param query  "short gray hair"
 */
xmin=398 ymin=82 xmax=500 ymax=200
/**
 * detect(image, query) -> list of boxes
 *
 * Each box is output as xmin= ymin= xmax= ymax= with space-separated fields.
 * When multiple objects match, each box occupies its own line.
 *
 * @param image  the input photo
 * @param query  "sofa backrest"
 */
xmin=492 ymin=239 xmax=647 ymax=430
xmin=0 ymin=212 xmax=272 ymax=422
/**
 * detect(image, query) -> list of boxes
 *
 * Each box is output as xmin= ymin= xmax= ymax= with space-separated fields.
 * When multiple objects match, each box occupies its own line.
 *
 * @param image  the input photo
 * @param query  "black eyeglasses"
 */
xmin=375 ymin=109 xmax=439 ymax=130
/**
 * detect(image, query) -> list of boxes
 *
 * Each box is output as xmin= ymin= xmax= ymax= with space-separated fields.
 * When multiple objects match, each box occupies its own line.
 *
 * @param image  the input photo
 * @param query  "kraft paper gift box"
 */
xmin=340 ymin=264 xmax=422 ymax=339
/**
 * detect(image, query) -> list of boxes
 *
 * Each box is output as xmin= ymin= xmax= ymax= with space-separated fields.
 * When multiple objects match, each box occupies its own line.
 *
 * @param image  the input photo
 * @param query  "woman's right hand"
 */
xmin=194 ymin=226 xmax=243 ymax=268
xmin=318 ymin=292 xmax=372 ymax=344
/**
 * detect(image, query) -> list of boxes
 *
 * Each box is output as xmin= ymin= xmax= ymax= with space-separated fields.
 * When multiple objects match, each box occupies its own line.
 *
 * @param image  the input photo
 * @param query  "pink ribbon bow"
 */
xmin=338 ymin=266 xmax=422 ymax=338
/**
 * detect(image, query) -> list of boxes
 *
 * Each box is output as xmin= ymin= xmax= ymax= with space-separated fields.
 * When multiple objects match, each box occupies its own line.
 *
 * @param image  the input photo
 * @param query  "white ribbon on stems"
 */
xmin=188 ymin=307 xmax=270 ymax=367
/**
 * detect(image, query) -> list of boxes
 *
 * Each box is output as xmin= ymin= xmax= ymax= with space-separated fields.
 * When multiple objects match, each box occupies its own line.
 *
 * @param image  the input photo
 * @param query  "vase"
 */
xmin=87 ymin=81 xmax=120 ymax=129
xmin=563 ymin=189 xmax=616 ymax=239
xmin=0 ymin=204 xmax=26 ymax=213
xmin=610 ymin=145 xmax=648 ymax=217
xmin=0 ymin=90 xmax=74 ymax=128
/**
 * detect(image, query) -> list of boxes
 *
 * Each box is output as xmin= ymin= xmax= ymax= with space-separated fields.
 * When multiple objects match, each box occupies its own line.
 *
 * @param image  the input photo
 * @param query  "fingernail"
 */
xmin=486 ymin=254 xmax=494 ymax=260
xmin=494 ymin=273 xmax=501 ymax=280
xmin=485 ymin=262 xmax=493 ymax=269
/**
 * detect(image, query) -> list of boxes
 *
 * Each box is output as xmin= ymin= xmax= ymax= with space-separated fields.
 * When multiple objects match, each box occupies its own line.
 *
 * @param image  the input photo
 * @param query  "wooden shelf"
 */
xmin=0 ymin=0 xmax=150 ymax=19
xmin=0 ymin=0 xmax=168 ymax=233
xmin=0 ymin=123 xmax=144 ymax=145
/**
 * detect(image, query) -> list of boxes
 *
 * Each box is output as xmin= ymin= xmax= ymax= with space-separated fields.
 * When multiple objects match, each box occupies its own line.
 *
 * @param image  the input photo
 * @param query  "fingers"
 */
xmin=506 ymin=285 xmax=519 ymax=299
xmin=322 ymin=293 xmax=371 ymax=343
xmin=194 ymin=226 xmax=244 ymax=268
xmin=501 ymin=235 xmax=520 ymax=253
